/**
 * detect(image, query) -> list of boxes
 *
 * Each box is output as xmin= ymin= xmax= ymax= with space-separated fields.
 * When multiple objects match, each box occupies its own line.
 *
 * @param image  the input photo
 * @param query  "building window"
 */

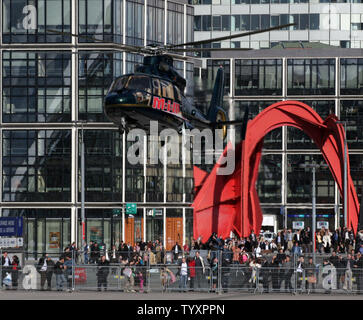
xmin=258 ymin=154 xmax=282 ymax=203
xmin=235 ymin=59 xmax=282 ymax=96
xmin=287 ymin=100 xmax=336 ymax=149
xmin=3 ymin=51 xmax=71 ymax=123
xmin=3 ymin=130 xmax=71 ymax=202
xmin=234 ymin=101 xmax=282 ymax=149
xmin=125 ymin=141 xmax=143 ymax=202
xmin=340 ymin=100 xmax=363 ymax=149
xmin=79 ymin=130 xmax=122 ymax=202
xmin=3 ymin=0 xmax=71 ymax=43
xmin=287 ymin=59 xmax=335 ymax=95
xmin=79 ymin=0 xmax=118 ymax=43
xmin=287 ymin=154 xmax=335 ymax=204
xmin=126 ymin=0 xmax=144 ymax=46
xmin=147 ymin=0 xmax=165 ymax=46
xmin=79 ymin=52 xmax=122 ymax=122
xmin=340 ymin=58 xmax=363 ymax=95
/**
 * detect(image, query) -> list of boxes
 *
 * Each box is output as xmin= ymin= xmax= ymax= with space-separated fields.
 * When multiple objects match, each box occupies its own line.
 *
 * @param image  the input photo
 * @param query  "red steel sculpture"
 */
xmin=192 ymin=101 xmax=359 ymax=241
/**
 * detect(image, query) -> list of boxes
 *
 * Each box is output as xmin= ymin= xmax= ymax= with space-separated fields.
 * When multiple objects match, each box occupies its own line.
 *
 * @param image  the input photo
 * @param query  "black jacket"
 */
xmin=37 ymin=257 xmax=55 ymax=273
xmin=1 ymin=256 xmax=12 ymax=268
xmin=97 ymin=260 xmax=110 ymax=278
xmin=54 ymin=260 xmax=65 ymax=275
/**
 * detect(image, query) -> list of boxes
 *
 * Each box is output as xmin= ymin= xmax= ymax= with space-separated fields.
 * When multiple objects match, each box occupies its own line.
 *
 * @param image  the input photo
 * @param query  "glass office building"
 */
xmin=191 ymin=0 xmax=363 ymax=51
xmin=194 ymin=46 xmax=363 ymax=233
xmin=0 ymin=0 xmax=195 ymax=253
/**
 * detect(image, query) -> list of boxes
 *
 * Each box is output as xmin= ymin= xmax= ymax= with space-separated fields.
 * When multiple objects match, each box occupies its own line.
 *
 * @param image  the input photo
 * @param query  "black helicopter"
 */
xmin=49 ymin=23 xmax=294 ymax=138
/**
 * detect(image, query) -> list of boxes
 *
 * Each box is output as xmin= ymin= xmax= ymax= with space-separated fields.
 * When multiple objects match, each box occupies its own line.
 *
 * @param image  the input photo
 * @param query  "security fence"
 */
xmin=0 ymin=249 xmax=362 ymax=294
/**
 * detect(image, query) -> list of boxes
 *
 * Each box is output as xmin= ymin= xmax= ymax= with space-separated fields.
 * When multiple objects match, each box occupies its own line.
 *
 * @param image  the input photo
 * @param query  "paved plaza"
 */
xmin=0 ymin=290 xmax=362 ymax=300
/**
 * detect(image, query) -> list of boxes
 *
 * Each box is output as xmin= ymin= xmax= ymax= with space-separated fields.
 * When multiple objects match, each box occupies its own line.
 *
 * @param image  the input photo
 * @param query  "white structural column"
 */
xmin=70 ymin=0 xmax=78 ymax=245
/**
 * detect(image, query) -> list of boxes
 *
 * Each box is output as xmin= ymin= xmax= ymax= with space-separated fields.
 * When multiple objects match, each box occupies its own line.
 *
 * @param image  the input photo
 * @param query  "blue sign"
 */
xmin=0 ymin=217 xmax=23 ymax=237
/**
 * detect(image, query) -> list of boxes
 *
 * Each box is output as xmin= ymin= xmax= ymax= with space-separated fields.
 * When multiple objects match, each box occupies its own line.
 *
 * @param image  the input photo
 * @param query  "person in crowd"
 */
xmin=210 ymin=257 xmax=218 ymax=292
xmin=64 ymin=254 xmax=74 ymax=292
xmin=323 ymin=229 xmax=332 ymax=253
xmin=37 ymin=254 xmax=54 ymax=291
xmin=54 ymin=257 xmax=66 ymax=291
xmin=83 ymin=242 xmax=90 ymax=264
xmin=295 ymin=255 xmax=305 ymax=291
xmin=287 ymin=230 xmax=294 ymax=252
xmin=1 ymin=251 xmax=12 ymax=288
xmin=188 ymin=256 xmax=196 ymax=291
xmin=283 ymin=255 xmax=293 ymax=292
xmin=194 ymin=251 xmax=205 ymax=291
xmin=147 ymin=247 xmax=157 ymax=266
xmin=343 ymin=253 xmax=354 ymax=292
xmin=177 ymin=257 xmax=189 ymax=292
xmin=301 ymin=228 xmax=311 ymax=253
xmin=11 ymin=255 xmax=20 ymax=290
xmin=305 ymin=257 xmax=317 ymax=293
xmin=293 ymin=229 xmax=302 ymax=246
xmin=183 ymin=240 xmax=190 ymax=255
xmin=96 ymin=255 xmax=110 ymax=292
xmin=172 ymin=242 xmax=182 ymax=263
xmin=291 ymin=241 xmax=302 ymax=256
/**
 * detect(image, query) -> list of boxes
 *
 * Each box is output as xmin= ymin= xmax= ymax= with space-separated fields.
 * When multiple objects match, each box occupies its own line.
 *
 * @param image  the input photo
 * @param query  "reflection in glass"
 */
xmin=257 ymin=154 xmax=282 ymax=203
xmin=340 ymin=100 xmax=363 ymax=149
xmin=3 ymin=130 xmax=71 ymax=202
xmin=3 ymin=51 xmax=71 ymax=123
xmin=79 ymin=130 xmax=123 ymax=202
xmin=340 ymin=59 xmax=363 ymax=95
xmin=234 ymin=101 xmax=282 ymax=149
xmin=235 ymin=59 xmax=282 ymax=96
xmin=3 ymin=0 xmax=71 ymax=43
xmin=79 ymin=52 xmax=122 ymax=121
xmin=287 ymin=154 xmax=334 ymax=204
xmin=287 ymin=59 xmax=335 ymax=95
xmin=287 ymin=100 xmax=335 ymax=149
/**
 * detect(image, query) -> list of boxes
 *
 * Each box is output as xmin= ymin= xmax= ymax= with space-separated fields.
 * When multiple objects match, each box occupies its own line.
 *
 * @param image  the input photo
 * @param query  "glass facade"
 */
xmin=192 ymin=2 xmax=363 ymax=49
xmin=3 ymin=51 xmax=71 ymax=123
xmin=3 ymin=0 xmax=71 ymax=43
xmin=0 ymin=0 xmax=194 ymax=252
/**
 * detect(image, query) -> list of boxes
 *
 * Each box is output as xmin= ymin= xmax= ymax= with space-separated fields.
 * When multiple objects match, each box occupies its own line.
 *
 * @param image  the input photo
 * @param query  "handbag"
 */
xmin=3 ymin=272 xmax=12 ymax=286
xmin=307 ymin=276 xmax=317 ymax=284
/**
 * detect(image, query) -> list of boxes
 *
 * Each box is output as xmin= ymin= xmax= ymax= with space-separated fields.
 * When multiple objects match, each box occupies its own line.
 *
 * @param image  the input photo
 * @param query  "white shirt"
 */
xmin=181 ymin=262 xmax=188 ymax=276
xmin=3 ymin=257 xmax=10 ymax=267
xmin=41 ymin=259 xmax=47 ymax=271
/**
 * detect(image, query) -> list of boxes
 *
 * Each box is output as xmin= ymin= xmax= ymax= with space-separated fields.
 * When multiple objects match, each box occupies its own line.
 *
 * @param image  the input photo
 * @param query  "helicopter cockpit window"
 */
xmin=152 ymin=79 xmax=161 ymax=96
xmin=109 ymin=76 xmax=129 ymax=93
xmin=126 ymin=76 xmax=152 ymax=94
xmin=160 ymin=80 xmax=174 ymax=100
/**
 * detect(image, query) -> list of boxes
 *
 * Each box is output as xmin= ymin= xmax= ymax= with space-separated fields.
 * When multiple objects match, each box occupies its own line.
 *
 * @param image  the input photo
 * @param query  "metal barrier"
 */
xmin=0 ymin=249 xmax=362 ymax=294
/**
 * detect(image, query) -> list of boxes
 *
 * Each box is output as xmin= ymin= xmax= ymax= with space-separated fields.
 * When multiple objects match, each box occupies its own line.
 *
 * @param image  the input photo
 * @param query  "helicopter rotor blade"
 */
xmin=171 ymin=47 xmax=253 ymax=52
xmin=47 ymin=29 xmax=151 ymax=54
xmin=167 ymin=23 xmax=295 ymax=49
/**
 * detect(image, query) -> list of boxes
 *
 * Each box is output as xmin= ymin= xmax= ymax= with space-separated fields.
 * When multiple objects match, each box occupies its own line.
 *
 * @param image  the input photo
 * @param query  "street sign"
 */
xmin=0 ymin=217 xmax=23 ymax=237
xmin=126 ymin=203 xmax=137 ymax=214
xmin=317 ymin=221 xmax=329 ymax=229
xmin=147 ymin=209 xmax=163 ymax=217
xmin=112 ymin=209 xmax=121 ymax=215
xmin=154 ymin=209 xmax=163 ymax=216
xmin=292 ymin=221 xmax=304 ymax=230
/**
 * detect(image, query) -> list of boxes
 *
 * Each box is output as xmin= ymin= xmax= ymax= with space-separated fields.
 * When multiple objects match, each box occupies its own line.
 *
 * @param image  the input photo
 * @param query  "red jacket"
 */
xmin=188 ymin=260 xmax=196 ymax=278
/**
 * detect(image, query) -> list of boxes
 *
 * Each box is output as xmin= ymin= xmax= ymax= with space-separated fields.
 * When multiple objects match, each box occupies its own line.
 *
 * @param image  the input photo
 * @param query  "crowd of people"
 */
xmin=0 ymin=226 xmax=363 ymax=293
